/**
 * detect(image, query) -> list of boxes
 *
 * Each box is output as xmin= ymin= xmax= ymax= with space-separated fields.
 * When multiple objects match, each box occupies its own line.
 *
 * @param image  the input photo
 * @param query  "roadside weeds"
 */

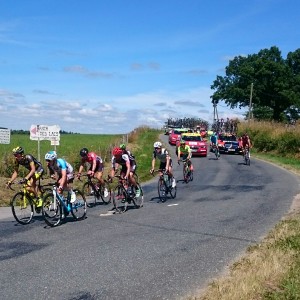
xmin=188 ymin=154 xmax=300 ymax=300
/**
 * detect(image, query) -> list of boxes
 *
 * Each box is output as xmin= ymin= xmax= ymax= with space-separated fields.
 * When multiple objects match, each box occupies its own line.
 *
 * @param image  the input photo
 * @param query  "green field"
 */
xmin=0 ymin=127 xmax=162 ymax=205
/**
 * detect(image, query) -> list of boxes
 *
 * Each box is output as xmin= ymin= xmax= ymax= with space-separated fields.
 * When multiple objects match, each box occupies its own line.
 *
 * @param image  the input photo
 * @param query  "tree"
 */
xmin=211 ymin=46 xmax=300 ymax=121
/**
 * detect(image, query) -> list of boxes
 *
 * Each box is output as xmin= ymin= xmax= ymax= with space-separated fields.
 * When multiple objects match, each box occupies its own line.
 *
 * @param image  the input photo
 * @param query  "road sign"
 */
xmin=30 ymin=125 xmax=60 ymax=141
xmin=0 ymin=128 xmax=10 ymax=144
xmin=51 ymin=140 xmax=60 ymax=146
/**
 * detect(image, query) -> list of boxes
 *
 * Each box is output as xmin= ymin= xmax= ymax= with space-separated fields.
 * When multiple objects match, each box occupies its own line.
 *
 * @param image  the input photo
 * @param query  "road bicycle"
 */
xmin=178 ymin=159 xmax=193 ymax=183
xmin=153 ymin=169 xmax=177 ymax=203
xmin=9 ymin=179 xmax=52 ymax=225
xmin=42 ymin=183 xmax=87 ymax=227
xmin=213 ymin=144 xmax=220 ymax=159
xmin=80 ymin=174 xmax=111 ymax=207
xmin=244 ymin=147 xmax=250 ymax=166
xmin=111 ymin=174 xmax=143 ymax=213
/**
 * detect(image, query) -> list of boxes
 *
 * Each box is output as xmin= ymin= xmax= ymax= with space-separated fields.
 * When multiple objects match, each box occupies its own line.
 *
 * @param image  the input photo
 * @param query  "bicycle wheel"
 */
xmin=82 ymin=181 xmax=97 ymax=208
xmin=42 ymin=192 xmax=62 ymax=227
xmin=168 ymin=177 xmax=177 ymax=199
xmin=11 ymin=192 xmax=34 ymax=225
xmin=71 ymin=189 xmax=87 ymax=220
xmin=132 ymin=183 xmax=144 ymax=209
xmin=183 ymin=164 xmax=188 ymax=182
xmin=157 ymin=178 xmax=167 ymax=202
xmin=189 ymin=170 xmax=194 ymax=181
xmin=98 ymin=181 xmax=112 ymax=204
xmin=215 ymin=148 xmax=219 ymax=159
xmin=112 ymin=185 xmax=128 ymax=213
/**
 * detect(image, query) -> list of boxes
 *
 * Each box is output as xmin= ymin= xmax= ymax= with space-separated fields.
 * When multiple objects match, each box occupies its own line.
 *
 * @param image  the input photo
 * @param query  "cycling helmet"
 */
xmin=113 ymin=147 xmax=123 ymax=156
xmin=180 ymin=139 xmax=185 ymax=145
xmin=120 ymin=143 xmax=126 ymax=150
xmin=80 ymin=148 xmax=88 ymax=157
xmin=12 ymin=146 xmax=24 ymax=155
xmin=45 ymin=151 xmax=57 ymax=161
xmin=153 ymin=141 xmax=162 ymax=148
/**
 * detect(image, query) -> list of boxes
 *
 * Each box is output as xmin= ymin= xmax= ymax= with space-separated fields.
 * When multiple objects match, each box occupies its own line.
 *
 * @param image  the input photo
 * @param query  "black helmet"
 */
xmin=12 ymin=146 xmax=24 ymax=155
xmin=80 ymin=148 xmax=88 ymax=157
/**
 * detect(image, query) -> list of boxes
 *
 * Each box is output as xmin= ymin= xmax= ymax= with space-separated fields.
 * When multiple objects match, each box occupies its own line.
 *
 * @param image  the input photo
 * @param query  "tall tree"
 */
xmin=211 ymin=46 xmax=300 ymax=121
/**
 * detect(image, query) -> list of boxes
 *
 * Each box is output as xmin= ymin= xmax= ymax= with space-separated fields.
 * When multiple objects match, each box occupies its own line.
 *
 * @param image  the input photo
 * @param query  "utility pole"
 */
xmin=213 ymin=100 xmax=218 ymax=123
xmin=249 ymin=82 xmax=253 ymax=122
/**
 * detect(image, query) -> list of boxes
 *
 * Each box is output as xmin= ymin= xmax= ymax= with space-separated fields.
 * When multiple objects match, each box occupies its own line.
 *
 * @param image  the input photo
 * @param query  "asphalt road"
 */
xmin=1 ymin=138 xmax=299 ymax=300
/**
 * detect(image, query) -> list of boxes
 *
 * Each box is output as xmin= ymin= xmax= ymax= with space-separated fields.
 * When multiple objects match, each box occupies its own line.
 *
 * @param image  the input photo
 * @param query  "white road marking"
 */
xmin=167 ymin=204 xmax=179 ymax=206
xmin=100 ymin=211 xmax=115 ymax=216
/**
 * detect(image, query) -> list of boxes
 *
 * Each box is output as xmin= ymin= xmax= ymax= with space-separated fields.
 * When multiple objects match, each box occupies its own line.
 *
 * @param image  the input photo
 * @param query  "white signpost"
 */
xmin=30 ymin=125 xmax=60 ymax=161
xmin=0 ymin=128 xmax=10 ymax=144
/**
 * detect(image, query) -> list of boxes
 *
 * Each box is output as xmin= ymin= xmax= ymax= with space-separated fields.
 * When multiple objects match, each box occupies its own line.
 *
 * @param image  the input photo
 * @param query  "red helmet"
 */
xmin=113 ymin=147 xmax=123 ymax=156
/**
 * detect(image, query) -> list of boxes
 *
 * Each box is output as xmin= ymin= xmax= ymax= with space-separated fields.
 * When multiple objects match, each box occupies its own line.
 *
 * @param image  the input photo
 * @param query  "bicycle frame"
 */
xmin=179 ymin=159 xmax=193 ymax=183
xmin=10 ymin=179 xmax=53 ymax=225
xmin=153 ymin=169 xmax=176 ymax=202
xmin=80 ymin=174 xmax=111 ymax=207
xmin=111 ymin=174 xmax=143 ymax=213
xmin=244 ymin=147 xmax=250 ymax=166
xmin=42 ymin=184 xmax=87 ymax=227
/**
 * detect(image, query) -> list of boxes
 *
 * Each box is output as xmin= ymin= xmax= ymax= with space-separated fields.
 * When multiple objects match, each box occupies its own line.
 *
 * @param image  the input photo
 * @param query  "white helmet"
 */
xmin=153 ymin=141 xmax=162 ymax=148
xmin=45 ymin=151 xmax=57 ymax=161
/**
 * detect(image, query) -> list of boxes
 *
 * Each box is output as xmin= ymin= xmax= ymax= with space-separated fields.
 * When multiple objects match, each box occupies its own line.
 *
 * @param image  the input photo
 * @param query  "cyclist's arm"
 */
xmin=8 ymin=169 xmax=19 ymax=184
xmin=25 ymin=161 xmax=36 ymax=181
xmin=165 ymin=155 xmax=171 ymax=171
xmin=124 ymin=161 xmax=130 ymax=179
xmin=177 ymin=148 xmax=181 ymax=160
xmin=187 ymin=149 xmax=192 ymax=160
xmin=59 ymin=169 xmax=67 ymax=189
xmin=151 ymin=157 xmax=156 ymax=171
xmin=89 ymin=158 xmax=97 ymax=174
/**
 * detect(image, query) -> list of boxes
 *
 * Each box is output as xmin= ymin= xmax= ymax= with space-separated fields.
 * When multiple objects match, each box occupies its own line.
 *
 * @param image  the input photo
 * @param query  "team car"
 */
xmin=176 ymin=133 xmax=207 ymax=157
xmin=218 ymin=134 xmax=242 ymax=154
xmin=168 ymin=128 xmax=190 ymax=145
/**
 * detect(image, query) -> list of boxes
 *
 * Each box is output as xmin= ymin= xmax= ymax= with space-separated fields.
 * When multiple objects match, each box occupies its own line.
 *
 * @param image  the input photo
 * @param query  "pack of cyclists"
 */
xmin=5 ymin=132 xmax=252 ymax=212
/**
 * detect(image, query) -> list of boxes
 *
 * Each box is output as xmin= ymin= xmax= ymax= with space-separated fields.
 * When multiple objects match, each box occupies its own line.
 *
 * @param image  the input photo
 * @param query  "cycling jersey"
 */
xmin=152 ymin=148 xmax=170 ymax=163
xmin=81 ymin=152 xmax=103 ymax=172
xmin=178 ymin=145 xmax=191 ymax=157
xmin=210 ymin=134 xmax=218 ymax=145
xmin=153 ymin=148 xmax=173 ymax=170
xmin=81 ymin=152 xmax=103 ymax=164
xmin=242 ymin=135 xmax=251 ymax=147
xmin=111 ymin=153 xmax=137 ymax=173
xmin=14 ymin=154 xmax=44 ymax=174
xmin=48 ymin=158 xmax=74 ymax=181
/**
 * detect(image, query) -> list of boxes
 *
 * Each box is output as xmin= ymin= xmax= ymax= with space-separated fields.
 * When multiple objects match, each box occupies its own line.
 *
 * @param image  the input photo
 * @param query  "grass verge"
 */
xmin=189 ymin=151 xmax=300 ymax=300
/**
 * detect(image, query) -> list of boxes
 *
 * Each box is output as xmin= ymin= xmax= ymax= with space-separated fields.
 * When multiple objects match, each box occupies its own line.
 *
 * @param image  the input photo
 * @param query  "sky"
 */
xmin=1 ymin=0 xmax=299 ymax=134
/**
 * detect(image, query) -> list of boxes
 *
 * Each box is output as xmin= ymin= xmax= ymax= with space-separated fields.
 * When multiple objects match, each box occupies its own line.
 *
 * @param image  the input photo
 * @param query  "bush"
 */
xmin=276 ymin=132 xmax=300 ymax=155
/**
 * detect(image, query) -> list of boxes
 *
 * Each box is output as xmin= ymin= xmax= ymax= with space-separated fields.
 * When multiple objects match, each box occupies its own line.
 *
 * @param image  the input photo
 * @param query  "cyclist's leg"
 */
xmin=168 ymin=160 xmax=176 ymax=187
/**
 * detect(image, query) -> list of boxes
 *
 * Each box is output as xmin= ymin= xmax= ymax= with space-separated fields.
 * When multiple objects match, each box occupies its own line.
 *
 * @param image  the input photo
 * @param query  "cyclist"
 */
xmin=150 ymin=141 xmax=176 ymax=188
xmin=77 ymin=147 xmax=106 ymax=192
xmin=241 ymin=132 xmax=252 ymax=156
xmin=45 ymin=151 xmax=75 ymax=202
xmin=6 ymin=146 xmax=44 ymax=209
xmin=177 ymin=139 xmax=193 ymax=171
xmin=110 ymin=147 xmax=140 ymax=196
xmin=210 ymin=132 xmax=220 ymax=157
xmin=120 ymin=143 xmax=133 ymax=157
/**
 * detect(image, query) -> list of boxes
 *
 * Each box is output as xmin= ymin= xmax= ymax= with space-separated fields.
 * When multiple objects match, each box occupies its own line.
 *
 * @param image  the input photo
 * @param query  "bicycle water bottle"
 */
xmin=70 ymin=190 xmax=76 ymax=203
xmin=163 ymin=174 xmax=169 ymax=186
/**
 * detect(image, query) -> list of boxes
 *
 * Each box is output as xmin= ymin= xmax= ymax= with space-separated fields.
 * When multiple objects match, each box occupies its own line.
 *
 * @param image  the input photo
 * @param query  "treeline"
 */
xmin=165 ymin=117 xmax=209 ymax=130
xmin=10 ymin=130 xmax=79 ymax=135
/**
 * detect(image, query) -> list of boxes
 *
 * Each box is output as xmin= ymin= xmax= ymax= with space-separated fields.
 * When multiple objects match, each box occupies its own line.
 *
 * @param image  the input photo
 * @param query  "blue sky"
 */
xmin=1 ymin=0 xmax=299 ymax=134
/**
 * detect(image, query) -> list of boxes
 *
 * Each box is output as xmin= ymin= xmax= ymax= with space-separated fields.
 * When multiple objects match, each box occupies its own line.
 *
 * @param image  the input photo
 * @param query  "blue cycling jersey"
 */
xmin=210 ymin=135 xmax=218 ymax=144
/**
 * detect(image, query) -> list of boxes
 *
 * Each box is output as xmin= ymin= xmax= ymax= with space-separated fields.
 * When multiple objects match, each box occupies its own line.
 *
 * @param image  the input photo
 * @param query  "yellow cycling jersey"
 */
xmin=178 ymin=144 xmax=191 ymax=155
